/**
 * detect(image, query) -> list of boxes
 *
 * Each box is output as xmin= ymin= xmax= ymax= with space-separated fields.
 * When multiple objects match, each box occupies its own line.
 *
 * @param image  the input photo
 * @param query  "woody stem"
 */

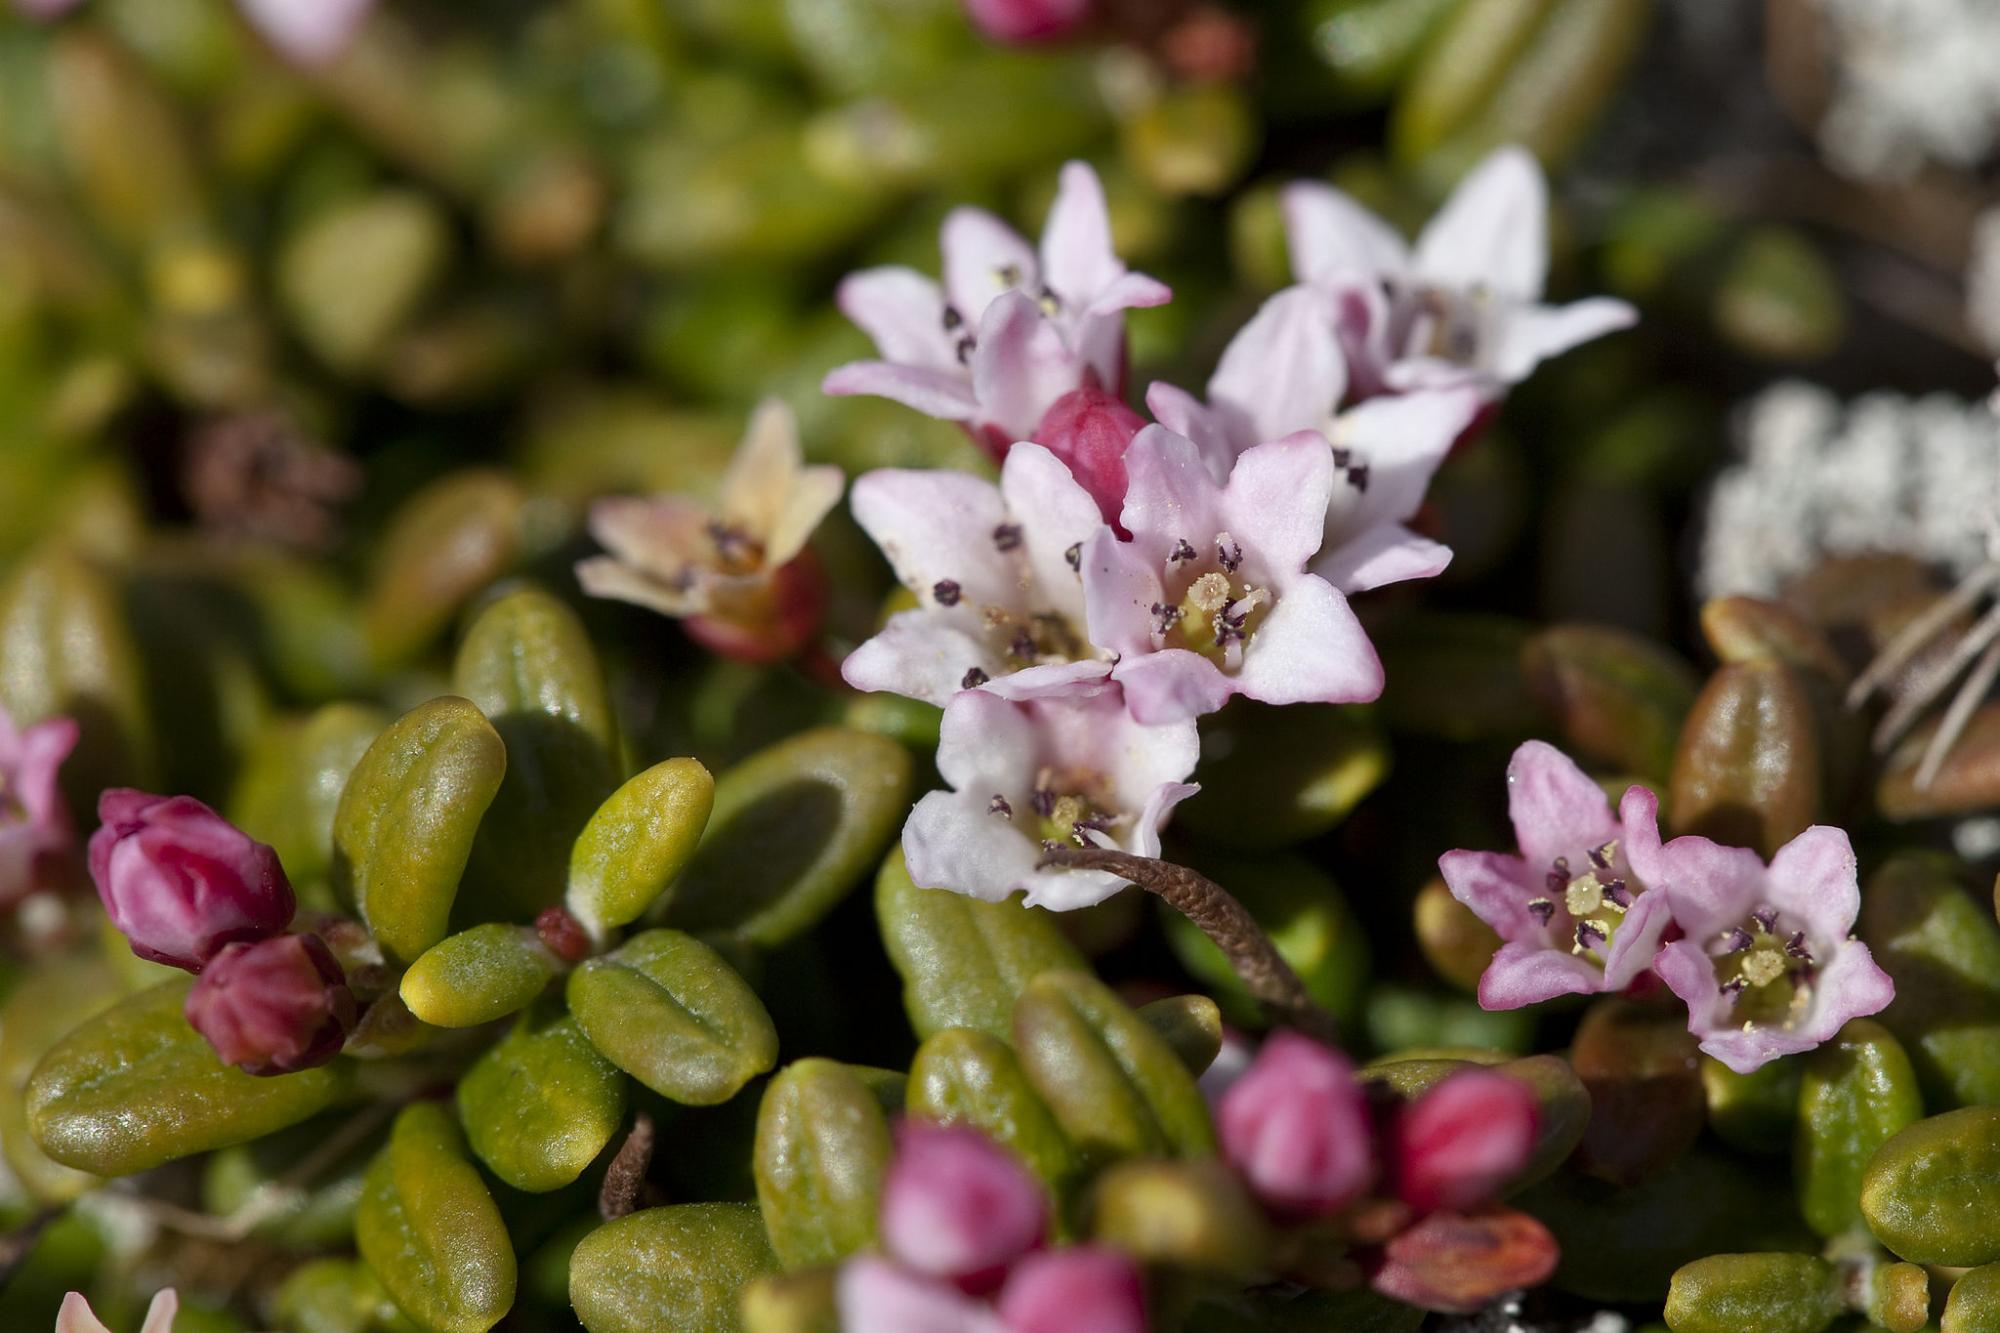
xmin=1035 ymin=846 xmax=1340 ymax=1045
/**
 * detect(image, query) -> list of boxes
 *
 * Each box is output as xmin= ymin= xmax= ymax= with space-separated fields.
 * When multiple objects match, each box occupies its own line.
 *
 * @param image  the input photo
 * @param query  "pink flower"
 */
xmin=1391 ymin=1069 xmax=1538 ymax=1215
xmin=89 ymin=790 xmax=296 ymax=972
xmin=1437 ymin=741 xmax=1675 ymax=1010
xmin=843 ymin=443 xmax=1113 ymax=707
xmin=0 ymin=707 xmax=79 ymax=907
xmin=902 ymin=685 xmax=1197 ymax=912
xmin=882 ymin=1123 xmax=1047 ymax=1291
xmin=1081 ymin=427 xmax=1383 ymax=723
xmin=1637 ymin=824 xmax=1894 ymax=1074
xmin=56 ymin=1290 xmax=177 ymax=1333
xmin=1032 ymin=379 xmax=1146 ymax=529
xmin=1217 ymin=1031 xmax=1374 ymax=1218
xmin=185 ymin=934 xmax=356 ymax=1076
xmin=997 ymin=1247 xmax=1148 ymax=1333
xmin=825 ymin=162 xmax=1170 ymax=454
xmin=836 ymin=1256 xmax=1009 ymax=1333
xmin=1283 ymin=147 xmax=1635 ymax=398
xmin=236 ymin=0 xmax=373 ymax=65
xmin=962 ymin=0 xmax=1092 ymax=45
xmin=577 ymin=400 xmax=841 ymax=663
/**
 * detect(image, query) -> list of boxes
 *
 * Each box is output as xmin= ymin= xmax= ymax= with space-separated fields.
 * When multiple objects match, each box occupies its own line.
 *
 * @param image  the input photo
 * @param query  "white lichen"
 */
xmin=1815 ymin=0 xmax=2000 ymax=182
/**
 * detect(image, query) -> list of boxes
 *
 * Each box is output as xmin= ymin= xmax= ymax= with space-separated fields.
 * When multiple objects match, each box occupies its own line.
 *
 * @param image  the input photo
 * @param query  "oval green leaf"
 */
xmin=754 ymin=1058 xmax=894 ymax=1269
xmin=1862 ymin=1106 xmax=2000 ymax=1267
xmin=568 ymin=758 xmax=715 ymax=938
xmin=357 ymin=1102 xmax=516 ymax=1333
xmin=908 ymin=1027 xmax=1081 ymax=1214
xmin=1795 ymin=1018 xmax=1922 ymax=1239
xmin=570 ymin=1203 xmax=777 ymax=1333
xmin=458 ymin=1005 xmax=626 ymax=1193
xmin=402 ymin=924 xmax=559 ymax=1030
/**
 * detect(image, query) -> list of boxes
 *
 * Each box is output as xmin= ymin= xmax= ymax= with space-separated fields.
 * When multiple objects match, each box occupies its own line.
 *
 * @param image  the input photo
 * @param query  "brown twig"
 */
xmin=1036 ymin=846 xmax=1340 ymax=1044
xmin=599 ymin=1111 xmax=656 ymax=1221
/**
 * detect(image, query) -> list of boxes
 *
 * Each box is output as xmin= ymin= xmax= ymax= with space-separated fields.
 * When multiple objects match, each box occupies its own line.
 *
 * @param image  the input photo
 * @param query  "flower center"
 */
xmin=1149 ymin=533 xmax=1271 ymax=668
xmin=987 ymin=767 xmax=1120 ymax=850
xmin=1526 ymin=841 xmax=1642 ymax=966
xmin=1398 ymin=282 xmax=1495 ymax=368
xmin=706 ymin=521 xmax=767 ymax=576
xmin=936 ymin=523 xmax=1092 ymax=690
xmin=1711 ymin=905 xmax=1815 ymax=1029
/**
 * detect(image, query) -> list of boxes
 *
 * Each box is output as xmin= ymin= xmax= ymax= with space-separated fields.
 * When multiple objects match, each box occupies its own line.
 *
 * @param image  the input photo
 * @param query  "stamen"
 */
xmin=998 ymin=263 xmax=1024 ymax=288
xmin=961 ymin=667 xmax=990 ymax=689
xmin=1331 ymin=448 xmax=1350 ymax=468
xmin=1008 ymin=629 xmax=1036 ymax=661
xmin=1601 ymin=877 xmax=1632 ymax=908
xmin=1588 ymin=841 xmax=1618 ymax=870
xmin=1740 ymin=951 xmax=1786 ymax=988
xmin=1347 ymin=464 xmax=1371 ymax=492
xmin=1750 ymin=906 xmax=1779 ymax=934
xmin=1720 ymin=976 xmax=1747 ymax=1000
xmin=992 ymin=524 xmax=1023 ymax=553
xmin=1565 ymin=874 xmax=1605 ymax=918
xmin=1036 ymin=286 xmax=1061 ymax=317
xmin=955 ymin=336 xmax=976 ymax=364
xmin=1187 ymin=573 xmax=1231 ymax=617
xmin=1169 ymin=538 xmax=1198 ymax=565
xmin=1784 ymin=931 xmax=1813 ymax=961
xmin=1150 ymin=602 xmax=1183 ymax=637
xmin=932 ymin=579 xmax=962 ymax=607
xmin=1215 ymin=533 xmax=1242 ymax=573
xmin=943 ymin=306 xmax=964 ymax=332
xmin=1545 ymin=857 xmax=1571 ymax=892
xmin=1065 ymin=542 xmax=1082 ymax=572
xmin=1030 ymin=787 xmax=1057 ymax=818
xmin=1574 ymin=920 xmax=1608 ymax=954
xmin=988 ymin=795 xmax=1012 ymax=819
xmin=1526 ymin=898 xmax=1556 ymax=926
xmin=1720 ymin=927 xmax=1755 ymax=954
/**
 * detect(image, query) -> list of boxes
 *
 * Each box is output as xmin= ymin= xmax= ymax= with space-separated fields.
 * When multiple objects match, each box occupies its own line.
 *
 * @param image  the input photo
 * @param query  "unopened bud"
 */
xmin=185 ymin=933 xmax=356 ymax=1076
xmin=1033 ymin=381 xmax=1144 ymax=530
xmin=1218 ymin=1031 xmax=1374 ymax=1217
xmin=880 ymin=1121 xmax=1046 ymax=1290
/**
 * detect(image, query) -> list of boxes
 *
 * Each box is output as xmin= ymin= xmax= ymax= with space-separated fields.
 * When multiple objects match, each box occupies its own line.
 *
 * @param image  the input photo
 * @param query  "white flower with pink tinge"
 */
xmin=1283 ymin=146 xmax=1635 ymax=399
xmin=1080 ymin=426 xmax=1383 ymax=725
xmin=57 ymin=1291 xmax=177 ymax=1333
xmin=1635 ymin=824 xmax=1894 ymax=1074
xmin=824 ymin=162 xmax=1170 ymax=456
xmin=843 ymin=442 xmax=1113 ymax=707
xmin=903 ymin=686 xmax=1197 ymax=912
xmin=0 ymin=706 xmax=78 ymax=908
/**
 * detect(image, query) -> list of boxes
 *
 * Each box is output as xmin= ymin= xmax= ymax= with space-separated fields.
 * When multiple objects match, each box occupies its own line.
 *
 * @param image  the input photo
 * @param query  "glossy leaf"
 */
xmin=458 ymin=1006 xmax=626 ymax=1193
xmin=402 ymin=924 xmax=560 ymax=1030
xmin=570 ymin=1203 xmax=777 ymax=1333
xmin=568 ymin=758 xmax=715 ymax=938
xmin=754 ymin=1059 xmax=894 ymax=1269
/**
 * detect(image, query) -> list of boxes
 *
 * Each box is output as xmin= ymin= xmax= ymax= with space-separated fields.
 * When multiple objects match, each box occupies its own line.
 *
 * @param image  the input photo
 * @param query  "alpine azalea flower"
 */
xmin=1438 ymin=741 xmax=1675 ymax=1010
xmin=577 ymin=399 xmax=842 ymax=664
xmin=1635 ymin=824 xmax=1894 ymax=1073
xmin=836 ymin=1256 xmax=1009 ymax=1333
xmin=185 ymin=933 xmax=357 ymax=1076
xmin=962 ymin=0 xmax=1093 ymax=46
xmin=1081 ymin=426 xmax=1383 ymax=723
xmin=844 ymin=442 xmax=1112 ymax=706
xmin=997 ymin=1248 xmax=1150 ymax=1333
xmin=1217 ymin=1030 xmax=1375 ymax=1217
xmin=56 ymin=1290 xmax=177 ymax=1333
xmin=880 ymin=1122 xmax=1048 ymax=1291
xmin=1283 ymin=146 xmax=1635 ymax=397
xmin=0 ymin=706 xmax=79 ymax=907
xmin=824 ymin=162 xmax=1170 ymax=456
xmin=902 ymin=685 xmax=1198 ymax=911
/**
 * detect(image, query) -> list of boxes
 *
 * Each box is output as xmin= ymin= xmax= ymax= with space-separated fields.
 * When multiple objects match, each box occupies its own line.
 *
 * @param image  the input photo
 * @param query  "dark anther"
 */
xmin=988 ymin=795 xmax=1013 ymax=819
xmin=943 ymin=305 xmax=964 ymax=331
xmin=1347 ymin=464 xmax=1371 ymax=492
xmin=932 ymin=578 xmax=962 ymax=606
xmin=1721 ymin=927 xmax=1755 ymax=954
xmin=1150 ymin=602 xmax=1183 ymax=636
xmin=1169 ymin=538 xmax=1197 ymax=565
xmin=961 ymin=666 xmax=990 ymax=689
xmin=1331 ymin=447 xmax=1351 ymax=468
xmin=1784 ymin=931 xmax=1812 ymax=960
xmin=1030 ymin=787 xmax=1057 ymax=818
xmin=1065 ymin=542 xmax=1082 ymax=572
xmin=1600 ymin=878 xmax=1632 ymax=907
xmin=1575 ymin=920 xmax=1607 ymax=951
xmin=1039 ymin=838 xmax=1064 ymax=853
xmin=1526 ymin=898 xmax=1556 ymax=926
xmin=1008 ymin=629 xmax=1036 ymax=661
xmin=1588 ymin=842 xmax=1616 ymax=870
xmin=1216 ymin=537 xmax=1242 ymax=573
xmin=1751 ymin=906 xmax=1779 ymax=934
xmin=993 ymin=523 xmax=1024 ymax=552
xmin=1545 ymin=857 xmax=1571 ymax=892
xmin=1720 ymin=976 xmax=1747 ymax=1000
xmin=955 ymin=336 xmax=976 ymax=364
xmin=998 ymin=263 xmax=1024 ymax=288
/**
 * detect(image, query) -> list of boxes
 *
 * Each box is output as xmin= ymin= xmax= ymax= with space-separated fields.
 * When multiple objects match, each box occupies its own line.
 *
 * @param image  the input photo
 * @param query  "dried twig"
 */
xmin=599 ymin=1111 xmax=656 ymax=1221
xmin=1036 ymin=846 xmax=1340 ymax=1044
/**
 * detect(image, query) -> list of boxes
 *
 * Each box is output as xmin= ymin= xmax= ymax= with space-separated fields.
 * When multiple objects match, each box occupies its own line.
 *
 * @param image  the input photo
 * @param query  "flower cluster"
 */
xmin=816 ymin=152 xmax=1633 ymax=908
xmin=1441 ymin=741 xmax=1894 ymax=1072
xmin=837 ymin=1121 xmax=1147 ymax=1333
xmin=88 ymin=791 xmax=355 ymax=1075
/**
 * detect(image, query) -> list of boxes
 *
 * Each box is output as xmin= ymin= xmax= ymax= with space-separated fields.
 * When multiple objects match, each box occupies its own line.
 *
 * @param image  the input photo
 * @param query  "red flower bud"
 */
xmin=88 ymin=790 xmax=295 ymax=971
xmin=962 ymin=0 xmax=1091 ymax=46
xmin=880 ymin=1122 xmax=1046 ymax=1291
xmin=185 ymin=934 xmax=355 ymax=1076
xmin=1033 ymin=381 xmax=1145 ymax=531
xmin=1392 ymin=1069 xmax=1538 ymax=1215
xmin=1367 ymin=1206 xmax=1559 ymax=1314
xmin=1218 ymin=1031 xmax=1375 ymax=1218
xmin=997 ymin=1246 xmax=1146 ymax=1333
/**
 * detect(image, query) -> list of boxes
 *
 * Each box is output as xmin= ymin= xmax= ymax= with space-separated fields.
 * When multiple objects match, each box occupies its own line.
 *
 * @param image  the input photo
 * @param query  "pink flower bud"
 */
xmin=1217 ymin=1031 xmax=1375 ymax=1217
xmin=1392 ymin=1069 xmax=1538 ymax=1215
xmin=997 ymin=1247 xmax=1147 ymax=1333
xmin=89 ymin=790 xmax=295 ymax=971
xmin=962 ymin=0 xmax=1091 ymax=45
xmin=0 ymin=708 xmax=79 ymax=907
xmin=1033 ymin=381 xmax=1145 ymax=531
xmin=185 ymin=934 xmax=355 ymax=1076
xmin=881 ymin=1122 xmax=1046 ymax=1290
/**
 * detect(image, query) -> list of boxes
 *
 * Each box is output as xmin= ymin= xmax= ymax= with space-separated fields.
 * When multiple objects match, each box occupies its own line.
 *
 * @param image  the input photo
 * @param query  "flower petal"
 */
xmin=1652 ymin=834 xmax=1769 ymax=942
xmin=1504 ymin=740 xmax=1618 ymax=872
xmin=1413 ymin=145 xmax=1549 ymax=302
xmin=574 ymin=556 xmax=705 ymax=617
xmin=1080 ymin=527 xmax=1164 ymax=657
xmin=1144 ymin=381 xmax=1237 ymax=481
xmin=1490 ymin=297 xmax=1637 ymax=382
xmin=239 ymin=0 xmax=371 ymax=65
xmin=1282 ymin=181 xmax=1411 ymax=285
xmin=904 ymin=790 xmax=1039 ymax=905
xmin=1478 ymin=939 xmax=1602 ymax=1010
xmin=837 ymin=266 xmax=959 ymax=371
xmin=943 ymin=206 xmax=1039 ymax=323
xmin=1207 ymin=286 xmax=1347 ymax=447
xmin=1125 ymin=780 xmax=1200 ymax=859
xmin=1119 ymin=425 xmax=1222 ymax=568
xmin=999 ymin=442 xmax=1108 ymax=625
xmin=1219 ymin=433 xmax=1337 ymax=581
xmin=1232 ymin=575 xmax=1384 ymax=707
xmin=980 ymin=659 xmax=1117 ymax=701
xmin=1326 ymin=387 xmax=1484 ymax=538
xmin=970 ymin=291 xmax=1087 ymax=442
xmin=935 ymin=688 xmax=1040 ymax=795
xmin=842 ymin=610 xmax=1002 ymax=707
xmin=1112 ymin=649 xmax=1233 ymax=725
xmin=1796 ymin=941 xmax=1896 ymax=1046
xmin=1310 ymin=521 xmax=1453 ymax=595
xmin=1762 ymin=825 xmax=1861 ymax=940
xmin=850 ymin=469 xmax=1018 ymax=610
xmin=1439 ymin=848 xmax=1536 ymax=940
xmin=823 ymin=360 xmax=981 ymax=421
xmin=1600 ymin=886 xmax=1675 ymax=992
xmin=837 ymin=1255 xmax=1010 ymax=1333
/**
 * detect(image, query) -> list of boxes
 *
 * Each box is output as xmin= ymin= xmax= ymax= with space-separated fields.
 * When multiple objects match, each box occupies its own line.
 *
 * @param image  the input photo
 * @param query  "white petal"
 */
xmin=904 ymin=790 xmax=1039 ymax=905
xmin=1413 ymin=145 xmax=1549 ymax=302
xmin=935 ymin=688 xmax=1040 ymax=795
xmin=1218 ymin=433 xmax=1337 ymax=581
xmin=1000 ymin=442 xmax=1110 ymax=626
xmin=942 ymin=206 xmax=1039 ymax=324
xmin=1112 ymin=649 xmax=1234 ymax=724
xmin=1040 ymin=160 xmax=1123 ymax=311
xmin=1207 ymin=286 xmax=1347 ymax=446
xmin=981 ymin=659 xmax=1117 ymax=701
xmin=1144 ymin=381 xmax=1238 ymax=482
xmin=1310 ymin=521 xmax=1453 ymax=594
xmin=1080 ymin=527 xmax=1165 ymax=658
xmin=850 ymin=468 xmax=1018 ymax=610
xmin=239 ymin=0 xmax=371 ymax=64
xmin=1282 ymin=180 xmax=1411 ymax=284
xmin=842 ymin=610 xmax=1001 ymax=708
xmin=1326 ymin=386 xmax=1482 ymax=534
xmin=837 ymin=266 xmax=959 ymax=371
xmin=969 ymin=291 xmax=1087 ymax=442
xmin=1119 ymin=426 xmax=1222 ymax=567
xmin=1127 ymin=780 xmax=1201 ymax=859
xmin=823 ymin=360 xmax=980 ymax=422
xmin=1232 ymin=576 xmax=1384 ymax=706
xmin=1489 ymin=297 xmax=1638 ymax=382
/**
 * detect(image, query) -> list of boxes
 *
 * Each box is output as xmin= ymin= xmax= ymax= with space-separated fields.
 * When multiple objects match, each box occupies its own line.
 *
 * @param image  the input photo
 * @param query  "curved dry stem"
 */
xmin=599 ymin=1111 xmax=656 ymax=1221
xmin=1036 ymin=845 xmax=1339 ymax=1045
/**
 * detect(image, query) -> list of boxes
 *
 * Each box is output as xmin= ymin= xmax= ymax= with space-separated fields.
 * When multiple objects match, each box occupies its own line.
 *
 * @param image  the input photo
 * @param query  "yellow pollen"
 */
xmin=1565 ymin=874 xmax=1605 ymax=918
xmin=1187 ymin=573 xmax=1231 ymax=616
xmin=1739 ymin=950 xmax=1786 ymax=988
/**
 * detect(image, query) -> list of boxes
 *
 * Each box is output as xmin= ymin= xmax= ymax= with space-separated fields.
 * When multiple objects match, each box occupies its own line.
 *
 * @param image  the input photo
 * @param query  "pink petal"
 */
xmin=1143 ymin=381 xmax=1237 ymax=480
xmin=823 ymin=360 xmax=981 ymax=422
xmin=980 ymin=660 xmax=1118 ymax=702
xmin=1118 ymin=426 xmax=1222 ymax=567
xmin=1219 ymin=1031 xmax=1375 ymax=1216
xmin=1413 ymin=145 xmax=1549 ymax=302
xmin=1125 ymin=780 xmax=1200 ymax=860
xmin=1504 ymin=740 xmax=1618 ymax=871
xmin=998 ymin=1248 xmax=1148 ymax=1333
xmin=1599 ymin=885 xmax=1676 ymax=992
xmin=1218 ymin=434 xmax=1337 ymax=580
xmin=934 ymin=689 xmax=1040 ymax=795
xmin=1111 ymin=650 xmax=1232 ymax=725
xmin=1207 ymin=286 xmax=1346 ymax=448
xmin=1762 ymin=825 xmax=1862 ymax=940
xmin=1326 ymin=387 xmax=1484 ymax=536
xmin=239 ymin=0 xmax=372 ymax=65
xmin=1079 ymin=527 xmax=1165 ymax=657
xmin=1478 ymin=939 xmax=1602 ymax=1010
xmin=1311 ymin=522 xmax=1453 ymax=595
xmin=1795 ymin=941 xmax=1896 ymax=1046
xmin=1490 ymin=297 xmax=1637 ymax=382
xmin=837 ymin=1256 xmax=1010 ymax=1333
xmin=850 ymin=469 xmax=1017 ymax=611
xmin=999 ymin=441 xmax=1112 ymax=623
xmin=1085 ymin=270 xmax=1173 ymax=318
xmin=1232 ymin=576 xmax=1384 ymax=708
xmin=1652 ymin=835 xmax=1769 ymax=941
xmin=970 ymin=292 xmax=1088 ymax=442
xmin=1281 ymin=181 xmax=1411 ymax=285
xmin=1438 ymin=848 xmax=1537 ymax=941
xmin=942 ymin=207 xmax=1039 ymax=324
xmin=1040 ymin=161 xmax=1121 ymax=311
xmin=1395 ymin=1069 xmax=1539 ymax=1213
xmin=837 ymin=267 xmax=959 ymax=372
xmin=882 ymin=1122 xmax=1047 ymax=1285
xmin=1654 ymin=938 xmax=1726 ymax=1038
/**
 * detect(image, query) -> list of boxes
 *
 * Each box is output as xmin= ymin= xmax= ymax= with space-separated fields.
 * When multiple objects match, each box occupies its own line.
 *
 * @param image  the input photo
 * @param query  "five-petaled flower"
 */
xmin=1635 ymin=823 xmax=1895 ymax=1074
xmin=845 ymin=442 xmax=1113 ymax=706
xmin=902 ymin=685 xmax=1197 ymax=911
xmin=1284 ymin=146 xmax=1635 ymax=399
xmin=825 ymin=161 xmax=1170 ymax=457
xmin=1438 ymin=741 xmax=1676 ymax=1010
xmin=1082 ymin=426 xmax=1384 ymax=724
xmin=0 ymin=706 xmax=79 ymax=908
xmin=577 ymin=399 xmax=842 ymax=664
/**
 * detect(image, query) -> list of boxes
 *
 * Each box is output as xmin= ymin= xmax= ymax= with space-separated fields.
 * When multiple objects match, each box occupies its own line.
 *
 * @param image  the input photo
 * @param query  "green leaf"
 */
xmin=274 ymin=1258 xmax=421 ymax=1333
xmin=661 ymin=728 xmax=912 ymax=946
xmin=203 ymin=1115 xmax=381 ymax=1252
xmin=1859 ymin=852 xmax=2000 ymax=1109
xmin=458 ymin=1006 xmax=626 ymax=1193
xmin=1136 ymin=995 xmax=1224 ymax=1077
xmin=333 ymin=695 xmax=506 ymax=963
xmin=401 ymin=924 xmax=560 ymax=1030
xmin=229 ymin=702 xmax=387 ymax=897
xmin=1862 ymin=1107 xmax=2000 ymax=1267
xmin=357 ymin=1103 xmax=516 ymax=1333
xmin=875 ymin=847 xmax=1083 ymax=1043
xmin=754 ymin=1059 xmax=894 ymax=1269
xmin=907 ymin=1027 xmax=1081 ymax=1214
xmin=0 ymin=956 xmax=123 ymax=1202
xmin=570 ymin=1203 xmax=777 ymax=1333
xmin=360 ymin=470 xmax=529 ymax=670
xmin=454 ymin=585 xmax=620 ymax=923
xmin=568 ymin=929 xmax=778 ymax=1106
xmin=567 ymin=758 xmax=715 ymax=938
xmin=27 ymin=980 xmax=348 ymax=1177
xmin=1795 ymin=1019 xmax=1922 ymax=1239
xmin=1664 ymin=1253 xmax=1845 ymax=1333
xmin=1012 ymin=970 xmax=1217 ymax=1162
xmin=1172 ymin=701 xmax=1389 ymax=848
